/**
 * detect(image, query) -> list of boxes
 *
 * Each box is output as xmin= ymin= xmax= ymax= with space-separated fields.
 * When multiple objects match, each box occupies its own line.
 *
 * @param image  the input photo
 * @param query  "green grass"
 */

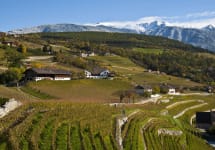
xmin=132 ymin=72 xmax=203 ymax=87
xmin=82 ymin=127 xmax=94 ymax=150
xmin=0 ymin=97 xmax=8 ymax=107
xmin=56 ymin=123 xmax=68 ymax=150
xmin=0 ymin=142 xmax=7 ymax=150
xmin=0 ymin=86 xmax=37 ymax=101
xmin=168 ymin=101 xmax=203 ymax=116
xmin=70 ymin=124 xmax=83 ymax=150
xmin=88 ymin=55 xmax=203 ymax=88
xmin=88 ymin=55 xmax=145 ymax=74
xmin=39 ymin=119 xmax=55 ymax=150
xmin=25 ymin=79 xmax=131 ymax=102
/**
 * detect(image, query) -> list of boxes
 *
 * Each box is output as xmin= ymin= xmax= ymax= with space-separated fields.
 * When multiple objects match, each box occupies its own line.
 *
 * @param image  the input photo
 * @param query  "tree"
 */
xmin=125 ymin=90 xmax=137 ymax=103
xmin=5 ymin=50 xmax=24 ymax=67
xmin=18 ymin=44 xmax=27 ymax=54
xmin=153 ymin=85 xmax=160 ymax=94
xmin=0 ymin=67 xmax=25 ymax=85
xmin=31 ymin=62 xmax=43 ymax=68
xmin=42 ymin=45 xmax=49 ymax=52
xmin=209 ymin=125 xmax=215 ymax=135
xmin=120 ymin=93 xmax=125 ymax=103
xmin=160 ymin=86 xmax=168 ymax=94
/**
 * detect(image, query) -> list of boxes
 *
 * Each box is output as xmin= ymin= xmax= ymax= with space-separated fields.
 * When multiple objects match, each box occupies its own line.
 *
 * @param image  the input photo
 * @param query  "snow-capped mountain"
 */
xmin=8 ymin=18 xmax=215 ymax=52
xmin=136 ymin=22 xmax=215 ymax=51
xmin=8 ymin=24 xmax=135 ymax=34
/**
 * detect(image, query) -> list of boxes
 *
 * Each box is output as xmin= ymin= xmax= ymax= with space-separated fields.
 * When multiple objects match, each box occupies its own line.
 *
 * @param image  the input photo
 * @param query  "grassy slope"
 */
xmin=26 ymin=79 xmax=131 ymax=102
xmin=0 ymin=85 xmax=38 ymax=102
xmin=21 ymin=55 xmax=203 ymax=102
xmin=88 ymin=55 xmax=203 ymax=87
xmin=132 ymin=72 xmax=203 ymax=87
xmin=88 ymin=55 xmax=145 ymax=74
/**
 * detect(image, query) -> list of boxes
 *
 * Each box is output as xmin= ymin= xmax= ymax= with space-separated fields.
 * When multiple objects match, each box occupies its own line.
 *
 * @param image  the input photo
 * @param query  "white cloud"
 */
xmin=87 ymin=11 xmax=215 ymax=30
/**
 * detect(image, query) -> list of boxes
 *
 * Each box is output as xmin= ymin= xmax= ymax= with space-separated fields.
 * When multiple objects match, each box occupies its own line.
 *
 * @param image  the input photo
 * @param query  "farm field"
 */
xmin=88 ymin=55 xmax=145 ymax=74
xmin=0 ymin=94 xmax=215 ymax=150
xmin=23 ymin=79 xmax=132 ymax=102
xmin=132 ymin=71 xmax=203 ymax=87
xmin=0 ymin=85 xmax=38 ymax=102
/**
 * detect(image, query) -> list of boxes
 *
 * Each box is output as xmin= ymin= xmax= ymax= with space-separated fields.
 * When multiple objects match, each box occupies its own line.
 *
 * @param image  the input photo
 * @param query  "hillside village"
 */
xmin=0 ymin=32 xmax=215 ymax=149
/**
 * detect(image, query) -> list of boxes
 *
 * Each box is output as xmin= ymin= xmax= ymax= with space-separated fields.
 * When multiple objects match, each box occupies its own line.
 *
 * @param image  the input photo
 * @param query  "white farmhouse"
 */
xmin=85 ymin=68 xmax=110 ymax=79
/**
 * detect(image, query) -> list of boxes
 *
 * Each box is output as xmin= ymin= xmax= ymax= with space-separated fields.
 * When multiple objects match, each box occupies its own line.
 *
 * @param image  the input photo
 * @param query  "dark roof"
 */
xmin=196 ymin=112 xmax=215 ymax=124
xmin=28 ymin=68 xmax=71 ymax=75
xmin=135 ymin=85 xmax=152 ymax=89
xmin=88 ymin=67 xmax=108 ymax=75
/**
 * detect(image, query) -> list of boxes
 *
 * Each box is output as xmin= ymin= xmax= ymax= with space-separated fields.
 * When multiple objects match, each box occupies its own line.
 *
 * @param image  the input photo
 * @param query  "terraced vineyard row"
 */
xmin=0 ymin=94 xmax=215 ymax=150
xmin=0 ymin=102 xmax=120 ymax=150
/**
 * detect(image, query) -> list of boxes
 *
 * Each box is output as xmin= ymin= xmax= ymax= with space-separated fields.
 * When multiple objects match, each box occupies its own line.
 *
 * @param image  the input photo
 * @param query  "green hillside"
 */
xmin=19 ymin=32 xmax=215 ymax=84
xmin=0 ymin=31 xmax=215 ymax=150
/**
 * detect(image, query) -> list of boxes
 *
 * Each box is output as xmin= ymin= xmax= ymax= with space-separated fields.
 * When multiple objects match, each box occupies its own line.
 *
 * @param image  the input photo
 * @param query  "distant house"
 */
xmin=84 ymin=68 xmax=111 ymax=79
xmin=81 ymin=52 xmax=96 ymax=57
xmin=2 ymin=41 xmax=13 ymax=47
xmin=24 ymin=68 xmax=71 ymax=81
xmin=160 ymin=84 xmax=176 ymax=95
xmin=168 ymin=86 xmax=176 ymax=95
xmin=135 ymin=85 xmax=152 ymax=95
xmin=196 ymin=111 xmax=215 ymax=129
xmin=207 ymin=86 xmax=215 ymax=93
xmin=2 ymin=41 xmax=17 ymax=47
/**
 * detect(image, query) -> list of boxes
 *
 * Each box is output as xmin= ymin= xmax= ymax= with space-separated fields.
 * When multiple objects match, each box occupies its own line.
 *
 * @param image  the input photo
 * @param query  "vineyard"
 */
xmin=0 ymin=93 xmax=215 ymax=150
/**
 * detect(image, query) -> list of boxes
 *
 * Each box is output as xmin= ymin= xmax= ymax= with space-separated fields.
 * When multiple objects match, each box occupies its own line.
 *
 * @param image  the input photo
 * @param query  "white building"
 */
xmin=81 ymin=52 xmax=96 ymax=57
xmin=168 ymin=88 xmax=176 ymax=95
xmin=85 ymin=69 xmax=110 ymax=79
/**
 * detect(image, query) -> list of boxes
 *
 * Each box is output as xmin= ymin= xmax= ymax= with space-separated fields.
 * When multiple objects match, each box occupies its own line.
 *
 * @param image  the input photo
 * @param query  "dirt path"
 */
xmin=166 ymin=100 xmax=204 ymax=109
xmin=0 ymin=66 xmax=8 ymax=71
xmin=136 ymin=96 xmax=162 ymax=105
xmin=116 ymin=110 xmax=140 ymax=150
xmin=23 ymin=56 xmax=53 ymax=62
xmin=173 ymin=103 xmax=208 ymax=119
xmin=180 ymin=93 xmax=211 ymax=96
xmin=112 ymin=65 xmax=143 ymax=71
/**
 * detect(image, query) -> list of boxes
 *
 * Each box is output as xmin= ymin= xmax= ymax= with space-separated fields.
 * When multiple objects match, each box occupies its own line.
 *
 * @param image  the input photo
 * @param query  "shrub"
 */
xmin=209 ymin=125 xmax=215 ymax=135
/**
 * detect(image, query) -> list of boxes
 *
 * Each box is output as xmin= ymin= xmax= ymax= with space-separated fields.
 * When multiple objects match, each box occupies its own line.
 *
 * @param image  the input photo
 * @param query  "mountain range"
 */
xmin=8 ymin=21 xmax=215 ymax=52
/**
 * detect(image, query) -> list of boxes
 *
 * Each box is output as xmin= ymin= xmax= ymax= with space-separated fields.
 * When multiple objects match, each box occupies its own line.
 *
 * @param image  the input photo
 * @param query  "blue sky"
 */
xmin=1 ymin=0 xmax=215 ymax=31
